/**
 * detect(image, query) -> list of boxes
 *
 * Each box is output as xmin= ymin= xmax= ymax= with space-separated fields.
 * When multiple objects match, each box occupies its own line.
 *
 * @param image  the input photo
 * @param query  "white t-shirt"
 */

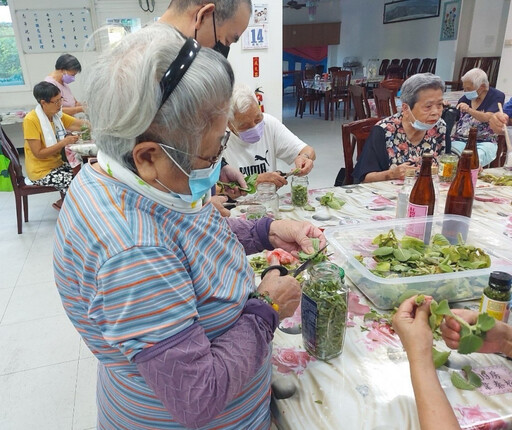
xmin=224 ymin=113 xmax=307 ymax=176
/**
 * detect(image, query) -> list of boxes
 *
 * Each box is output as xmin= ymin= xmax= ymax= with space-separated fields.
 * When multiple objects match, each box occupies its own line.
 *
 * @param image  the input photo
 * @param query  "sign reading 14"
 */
xmin=249 ymin=27 xmax=265 ymax=45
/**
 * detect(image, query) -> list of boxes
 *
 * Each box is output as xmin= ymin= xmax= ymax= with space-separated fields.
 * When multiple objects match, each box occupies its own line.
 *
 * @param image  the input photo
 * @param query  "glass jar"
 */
xmin=301 ymin=262 xmax=348 ymax=361
xmin=291 ymin=176 xmax=309 ymax=207
xmin=255 ymin=183 xmax=279 ymax=218
xmin=366 ymin=59 xmax=379 ymax=78
xmin=479 ymin=271 xmax=512 ymax=322
xmin=246 ymin=204 xmax=267 ymax=220
xmin=438 ymin=154 xmax=458 ymax=182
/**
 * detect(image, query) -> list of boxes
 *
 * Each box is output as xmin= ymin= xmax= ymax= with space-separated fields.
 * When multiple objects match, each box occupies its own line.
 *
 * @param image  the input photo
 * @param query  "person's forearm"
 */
xmin=468 ymin=108 xmax=492 ymax=123
xmin=62 ymin=106 xmax=83 ymax=116
xmin=299 ymin=147 xmax=316 ymax=161
xmin=226 ymin=217 xmax=274 ymax=254
xmin=363 ymin=170 xmax=392 ymax=183
xmin=409 ymin=357 xmax=461 ymax=430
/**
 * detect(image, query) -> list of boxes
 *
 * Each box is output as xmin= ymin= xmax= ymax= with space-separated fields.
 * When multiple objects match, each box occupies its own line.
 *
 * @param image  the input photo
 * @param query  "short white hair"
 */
xmin=461 ymin=68 xmax=489 ymax=89
xmin=83 ymin=23 xmax=234 ymax=171
xmin=228 ymin=83 xmax=258 ymax=122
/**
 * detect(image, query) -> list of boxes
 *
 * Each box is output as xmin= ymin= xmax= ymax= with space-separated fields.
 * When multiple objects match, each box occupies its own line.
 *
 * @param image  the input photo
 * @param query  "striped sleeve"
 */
xmin=90 ymin=246 xmax=197 ymax=360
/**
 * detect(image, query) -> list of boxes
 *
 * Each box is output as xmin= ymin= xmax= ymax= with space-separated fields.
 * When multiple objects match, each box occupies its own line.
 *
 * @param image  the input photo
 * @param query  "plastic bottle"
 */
xmin=406 ymin=153 xmax=435 ymax=240
xmin=396 ymin=167 xmax=416 ymax=218
xmin=444 ymin=150 xmax=474 ymax=218
xmin=479 ymin=271 xmax=512 ymax=322
xmin=464 ymin=127 xmax=479 ymax=188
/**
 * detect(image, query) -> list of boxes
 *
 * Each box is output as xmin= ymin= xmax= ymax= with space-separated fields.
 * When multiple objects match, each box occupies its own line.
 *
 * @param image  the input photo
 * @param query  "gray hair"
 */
xmin=168 ymin=0 xmax=252 ymax=24
xmin=228 ymin=83 xmax=258 ymax=122
xmin=400 ymin=73 xmax=445 ymax=109
xmin=83 ymin=23 xmax=234 ymax=172
xmin=461 ymin=68 xmax=489 ymax=89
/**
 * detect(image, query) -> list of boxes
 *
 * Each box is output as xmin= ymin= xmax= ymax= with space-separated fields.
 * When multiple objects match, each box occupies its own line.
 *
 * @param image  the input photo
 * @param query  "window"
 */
xmin=106 ymin=18 xmax=141 ymax=45
xmin=0 ymin=3 xmax=25 ymax=87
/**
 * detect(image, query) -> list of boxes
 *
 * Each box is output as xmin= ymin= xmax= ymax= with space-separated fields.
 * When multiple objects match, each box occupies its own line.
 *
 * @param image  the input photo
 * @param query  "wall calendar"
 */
xmin=15 ymin=8 xmax=94 ymax=53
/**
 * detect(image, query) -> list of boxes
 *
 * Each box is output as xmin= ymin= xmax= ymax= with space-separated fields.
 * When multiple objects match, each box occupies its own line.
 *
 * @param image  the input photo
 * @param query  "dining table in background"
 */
xmin=232 ymin=167 xmax=512 ymax=430
xmin=303 ymin=78 xmax=332 ymax=121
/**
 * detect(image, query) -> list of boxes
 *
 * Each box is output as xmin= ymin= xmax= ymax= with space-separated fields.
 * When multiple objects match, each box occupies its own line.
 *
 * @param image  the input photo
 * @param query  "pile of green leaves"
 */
xmin=80 ymin=124 xmax=91 ymax=141
xmin=478 ymin=173 xmax=512 ymax=186
xmin=319 ymin=192 xmax=345 ymax=210
xmin=358 ymin=230 xmax=491 ymax=278
xmin=297 ymin=238 xmax=328 ymax=263
xmin=217 ymin=173 xmax=258 ymax=194
xmin=291 ymin=184 xmax=308 ymax=206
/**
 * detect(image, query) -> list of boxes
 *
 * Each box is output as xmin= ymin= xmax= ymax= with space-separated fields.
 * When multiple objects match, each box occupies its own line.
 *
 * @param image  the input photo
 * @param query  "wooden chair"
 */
xmin=373 ymin=87 xmax=397 ymax=117
xmin=445 ymin=57 xmax=480 ymax=91
xmin=304 ymin=68 xmax=316 ymax=80
xmin=328 ymin=66 xmax=342 ymax=74
xmin=418 ymin=58 xmax=433 ymax=74
xmin=479 ymin=56 xmax=501 ymax=88
xmin=390 ymin=58 xmax=400 ymax=66
xmin=348 ymin=84 xmax=370 ymax=120
xmin=489 ymin=135 xmax=507 ymax=168
xmin=295 ymin=76 xmax=322 ymax=118
xmin=329 ymin=70 xmax=352 ymax=120
xmin=341 ymin=117 xmax=381 ymax=185
xmin=378 ymin=59 xmax=390 ymax=76
xmin=428 ymin=58 xmax=437 ymax=74
xmin=399 ymin=59 xmax=410 ymax=78
xmin=406 ymin=58 xmax=421 ymax=77
xmin=0 ymin=125 xmax=64 ymax=234
xmin=379 ymin=78 xmax=404 ymax=98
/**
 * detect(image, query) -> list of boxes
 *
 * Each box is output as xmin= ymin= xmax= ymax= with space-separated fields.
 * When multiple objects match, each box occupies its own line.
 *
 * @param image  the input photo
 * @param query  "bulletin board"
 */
xmin=15 ymin=8 xmax=95 ymax=53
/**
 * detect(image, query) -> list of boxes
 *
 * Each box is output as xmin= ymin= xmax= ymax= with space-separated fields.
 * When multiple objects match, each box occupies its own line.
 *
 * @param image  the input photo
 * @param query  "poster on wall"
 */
xmin=242 ymin=3 xmax=268 ymax=50
xmin=15 ymin=8 xmax=94 ymax=53
xmin=440 ymin=0 xmax=460 ymax=41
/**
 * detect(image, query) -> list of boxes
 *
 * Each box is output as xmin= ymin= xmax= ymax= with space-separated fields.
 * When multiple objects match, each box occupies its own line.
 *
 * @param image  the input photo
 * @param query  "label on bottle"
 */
xmin=471 ymin=168 xmax=479 ymax=188
xmin=405 ymin=203 xmax=429 ymax=239
xmin=439 ymin=161 xmax=455 ymax=179
xmin=301 ymin=293 xmax=318 ymax=353
xmin=479 ymin=295 xmax=509 ymax=322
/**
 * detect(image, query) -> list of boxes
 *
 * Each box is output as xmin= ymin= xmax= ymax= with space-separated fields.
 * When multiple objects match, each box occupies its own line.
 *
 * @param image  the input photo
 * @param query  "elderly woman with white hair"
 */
xmin=353 ymin=73 xmax=446 ymax=184
xmin=223 ymin=82 xmax=316 ymax=189
xmin=451 ymin=67 xmax=505 ymax=166
xmin=53 ymin=24 xmax=326 ymax=430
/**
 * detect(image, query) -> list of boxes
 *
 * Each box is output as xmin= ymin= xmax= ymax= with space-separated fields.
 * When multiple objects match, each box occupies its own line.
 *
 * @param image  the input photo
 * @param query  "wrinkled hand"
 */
xmin=257 ymin=269 xmax=301 ymax=319
xmin=489 ymin=112 xmax=509 ymax=135
xmin=294 ymin=155 xmax=314 ymax=175
xmin=61 ymin=134 xmax=79 ymax=146
xmin=441 ymin=309 xmax=510 ymax=355
xmin=456 ymin=102 xmax=470 ymax=114
xmin=268 ymin=219 xmax=326 ymax=255
xmin=256 ymin=172 xmax=288 ymax=189
xmin=392 ymin=296 xmax=433 ymax=358
xmin=210 ymin=195 xmax=230 ymax=217
xmin=389 ymin=162 xmax=415 ymax=180
xmin=219 ymin=165 xmax=247 ymax=199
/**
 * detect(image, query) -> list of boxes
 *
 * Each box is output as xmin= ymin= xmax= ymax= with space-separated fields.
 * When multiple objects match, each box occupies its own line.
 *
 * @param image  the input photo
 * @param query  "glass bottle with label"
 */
xmin=479 ymin=271 xmax=512 ymax=322
xmin=431 ymin=165 xmax=441 ymax=215
xmin=406 ymin=154 xmax=435 ymax=240
xmin=444 ymin=150 xmax=474 ymax=218
xmin=291 ymin=176 xmax=309 ymax=207
xmin=301 ymin=262 xmax=347 ymax=361
xmin=464 ymin=127 xmax=479 ymax=188
xmin=255 ymin=182 xmax=279 ymax=218
xmin=396 ymin=167 xmax=416 ymax=218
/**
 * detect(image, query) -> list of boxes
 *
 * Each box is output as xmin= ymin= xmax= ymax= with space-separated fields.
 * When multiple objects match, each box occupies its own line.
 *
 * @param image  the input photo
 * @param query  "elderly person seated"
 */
xmin=45 ymin=54 xmax=84 ymax=116
xmin=223 ymin=83 xmax=316 ymax=189
xmin=54 ymin=24 xmax=325 ymax=430
xmin=23 ymin=81 xmax=86 ymax=209
xmin=353 ymin=73 xmax=446 ymax=184
xmin=450 ymin=68 xmax=504 ymax=166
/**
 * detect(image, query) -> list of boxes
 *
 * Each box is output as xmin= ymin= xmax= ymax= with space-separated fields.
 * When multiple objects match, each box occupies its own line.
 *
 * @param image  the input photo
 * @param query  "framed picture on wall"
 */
xmin=440 ymin=0 xmax=461 ymax=41
xmin=383 ymin=0 xmax=441 ymax=24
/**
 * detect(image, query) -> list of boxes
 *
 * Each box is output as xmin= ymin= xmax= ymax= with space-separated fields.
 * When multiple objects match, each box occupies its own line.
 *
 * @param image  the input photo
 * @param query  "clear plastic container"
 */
xmin=255 ymin=183 xmax=279 ymax=218
xmin=324 ymin=215 xmax=512 ymax=309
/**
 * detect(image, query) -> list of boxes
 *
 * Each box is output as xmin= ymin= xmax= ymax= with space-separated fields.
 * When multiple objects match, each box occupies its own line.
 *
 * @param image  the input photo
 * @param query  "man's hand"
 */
xmin=489 ymin=112 xmax=509 ymax=135
xmin=257 ymin=269 xmax=301 ymax=320
xmin=210 ymin=195 xmax=230 ymax=217
xmin=268 ymin=219 xmax=325 ymax=255
xmin=256 ymin=172 xmax=288 ymax=189
xmin=294 ymin=155 xmax=314 ymax=175
xmin=219 ymin=165 xmax=247 ymax=198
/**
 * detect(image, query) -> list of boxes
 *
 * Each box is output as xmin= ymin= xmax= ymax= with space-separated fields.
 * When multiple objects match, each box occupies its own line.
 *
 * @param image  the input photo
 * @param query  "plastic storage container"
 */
xmin=324 ymin=215 xmax=512 ymax=310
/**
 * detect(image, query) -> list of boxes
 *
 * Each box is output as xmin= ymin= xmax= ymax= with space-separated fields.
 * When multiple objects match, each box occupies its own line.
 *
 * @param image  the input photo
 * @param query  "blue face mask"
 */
xmin=464 ymin=90 xmax=478 ymax=100
xmin=409 ymin=111 xmax=437 ymax=131
xmin=160 ymin=147 xmax=222 ymax=202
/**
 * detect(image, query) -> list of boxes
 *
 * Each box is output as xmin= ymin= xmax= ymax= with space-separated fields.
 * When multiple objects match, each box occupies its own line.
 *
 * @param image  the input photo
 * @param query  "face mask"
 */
xmin=161 ymin=146 xmax=222 ymax=202
xmin=238 ymin=120 xmax=265 ymax=143
xmin=464 ymin=90 xmax=478 ymax=100
xmin=212 ymin=12 xmax=230 ymax=58
xmin=62 ymin=73 xmax=75 ymax=84
xmin=409 ymin=111 xmax=437 ymax=131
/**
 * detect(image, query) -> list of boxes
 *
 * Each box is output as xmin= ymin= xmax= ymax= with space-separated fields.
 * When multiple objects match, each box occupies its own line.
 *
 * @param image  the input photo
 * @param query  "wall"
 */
xmin=497 ymin=0 xmax=512 ymax=94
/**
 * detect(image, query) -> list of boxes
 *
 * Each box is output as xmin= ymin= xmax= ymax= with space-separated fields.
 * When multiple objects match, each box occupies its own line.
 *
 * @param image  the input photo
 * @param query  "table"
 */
xmin=303 ymin=79 xmax=332 ymax=121
xmin=235 ymin=169 xmax=512 ymax=429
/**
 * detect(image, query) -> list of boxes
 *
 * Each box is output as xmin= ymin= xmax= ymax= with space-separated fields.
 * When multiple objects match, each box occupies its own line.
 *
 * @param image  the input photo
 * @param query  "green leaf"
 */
xmin=303 ymin=204 xmax=316 ymax=211
xmin=373 ymin=246 xmax=394 ymax=257
xmin=439 ymin=263 xmax=453 ymax=273
xmin=398 ymin=290 xmax=421 ymax=303
xmin=393 ymin=247 xmax=411 ymax=262
xmin=462 ymin=365 xmax=482 ymax=388
xmin=432 ymin=234 xmax=450 ymax=246
xmin=458 ymin=334 xmax=484 ymax=354
xmin=451 ymin=371 xmax=476 ymax=390
xmin=433 ymin=300 xmax=452 ymax=317
xmin=432 ymin=347 xmax=451 ymax=368
xmin=401 ymin=235 xmax=426 ymax=251
xmin=374 ymin=261 xmax=391 ymax=272
xmin=476 ymin=313 xmax=496 ymax=332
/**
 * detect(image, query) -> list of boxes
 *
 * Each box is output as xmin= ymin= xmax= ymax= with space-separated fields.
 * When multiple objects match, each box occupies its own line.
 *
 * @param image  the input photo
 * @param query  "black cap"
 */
xmin=489 ymin=271 xmax=512 ymax=291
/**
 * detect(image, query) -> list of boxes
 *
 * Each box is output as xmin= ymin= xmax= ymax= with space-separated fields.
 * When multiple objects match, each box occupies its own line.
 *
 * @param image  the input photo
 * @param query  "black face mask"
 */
xmin=212 ymin=12 xmax=230 ymax=58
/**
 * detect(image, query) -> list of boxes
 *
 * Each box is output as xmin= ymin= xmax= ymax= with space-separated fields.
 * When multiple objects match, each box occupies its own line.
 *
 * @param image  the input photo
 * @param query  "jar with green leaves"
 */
xmin=301 ymin=262 xmax=348 ymax=360
xmin=291 ymin=175 xmax=308 ymax=207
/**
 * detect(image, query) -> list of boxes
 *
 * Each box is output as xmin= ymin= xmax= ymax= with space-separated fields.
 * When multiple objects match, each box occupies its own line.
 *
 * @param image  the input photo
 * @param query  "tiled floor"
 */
xmin=0 ymin=94 xmax=349 ymax=429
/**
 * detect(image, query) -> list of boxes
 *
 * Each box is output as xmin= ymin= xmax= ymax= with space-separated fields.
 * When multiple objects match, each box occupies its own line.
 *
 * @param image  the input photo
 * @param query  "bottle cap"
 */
xmin=489 ymin=271 xmax=512 ymax=291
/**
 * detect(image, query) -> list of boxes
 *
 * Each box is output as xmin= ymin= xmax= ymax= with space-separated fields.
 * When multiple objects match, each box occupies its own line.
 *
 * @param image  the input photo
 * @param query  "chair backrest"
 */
xmin=428 ymin=58 xmax=437 ymax=74
xmin=399 ymin=59 xmax=410 ymax=74
xmin=373 ymin=87 xmax=397 ymax=117
xmin=315 ymin=64 xmax=325 ymax=75
xmin=407 ymin=58 xmax=421 ymax=77
xmin=0 ymin=125 xmax=23 ymax=190
xmin=379 ymin=78 xmax=403 ymax=98
xmin=478 ymin=57 xmax=501 ymax=88
xmin=341 ymin=117 xmax=381 ymax=185
xmin=304 ymin=68 xmax=316 ymax=80
xmin=379 ymin=59 xmax=390 ymax=76
xmin=328 ymin=66 xmax=341 ymax=74
xmin=390 ymin=58 xmax=400 ymax=66
xmin=348 ymin=85 xmax=370 ymax=120
xmin=331 ymin=70 xmax=352 ymax=96
xmin=418 ymin=58 xmax=432 ymax=74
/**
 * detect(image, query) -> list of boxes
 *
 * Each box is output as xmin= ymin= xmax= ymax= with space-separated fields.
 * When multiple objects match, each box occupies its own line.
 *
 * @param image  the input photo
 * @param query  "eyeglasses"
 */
xmin=47 ymin=97 xmax=63 ymax=106
xmin=160 ymin=130 xmax=230 ymax=168
xmin=158 ymin=37 xmax=201 ymax=110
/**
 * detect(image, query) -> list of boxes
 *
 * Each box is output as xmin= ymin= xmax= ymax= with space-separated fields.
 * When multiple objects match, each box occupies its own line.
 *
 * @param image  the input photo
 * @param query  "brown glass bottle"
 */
xmin=444 ymin=150 xmax=474 ymax=218
xmin=406 ymin=153 xmax=435 ymax=240
xmin=464 ymin=126 xmax=479 ymax=188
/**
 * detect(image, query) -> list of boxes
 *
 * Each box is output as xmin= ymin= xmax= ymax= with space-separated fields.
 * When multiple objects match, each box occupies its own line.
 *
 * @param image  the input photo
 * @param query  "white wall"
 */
xmin=497 ymin=0 xmax=512 ymax=94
